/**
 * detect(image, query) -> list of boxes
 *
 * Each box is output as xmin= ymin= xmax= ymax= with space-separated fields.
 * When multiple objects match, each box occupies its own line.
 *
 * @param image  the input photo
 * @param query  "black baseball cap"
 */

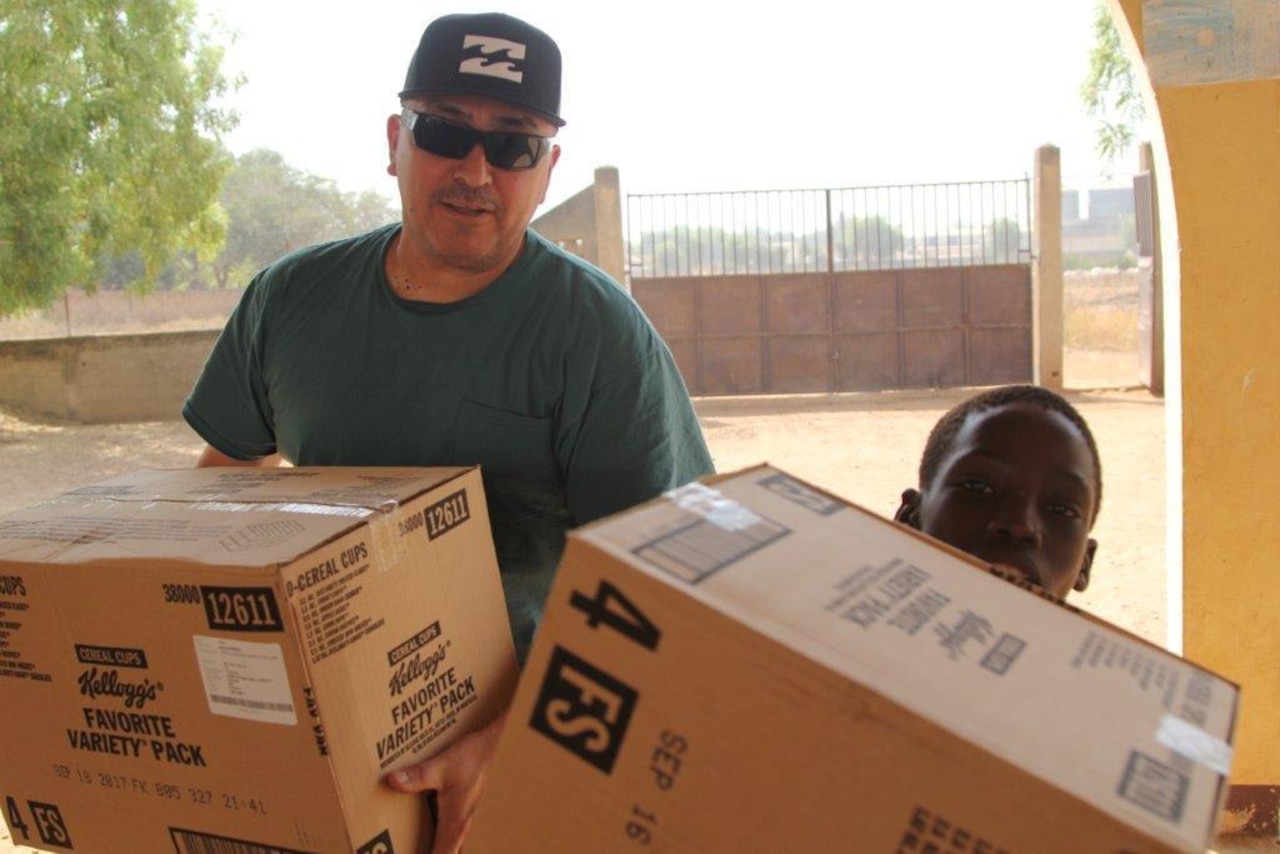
xmin=399 ymin=12 xmax=565 ymax=127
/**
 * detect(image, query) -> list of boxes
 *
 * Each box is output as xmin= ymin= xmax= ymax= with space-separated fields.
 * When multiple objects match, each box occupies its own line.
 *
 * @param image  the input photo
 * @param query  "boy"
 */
xmin=894 ymin=385 xmax=1101 ymax=599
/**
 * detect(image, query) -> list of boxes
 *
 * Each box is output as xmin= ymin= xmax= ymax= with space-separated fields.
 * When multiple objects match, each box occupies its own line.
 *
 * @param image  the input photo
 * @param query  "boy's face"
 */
xmin=899 ymin=403 xmax=1098 ymax=599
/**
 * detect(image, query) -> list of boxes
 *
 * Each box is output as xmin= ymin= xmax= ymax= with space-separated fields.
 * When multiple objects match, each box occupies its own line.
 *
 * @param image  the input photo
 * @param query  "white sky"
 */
xmin=197 ymin=0 xmax=1139 ymax=212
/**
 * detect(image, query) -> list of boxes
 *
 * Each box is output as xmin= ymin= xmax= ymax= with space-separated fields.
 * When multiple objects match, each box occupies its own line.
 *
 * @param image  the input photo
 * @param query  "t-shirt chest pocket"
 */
xmin=452 ymin=400 xmax=558 ymax=481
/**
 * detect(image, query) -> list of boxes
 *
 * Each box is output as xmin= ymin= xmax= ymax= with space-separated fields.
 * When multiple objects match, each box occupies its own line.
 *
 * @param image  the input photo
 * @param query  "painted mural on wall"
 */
xmin=1144 ymin=0 xmax=1280 ymax=86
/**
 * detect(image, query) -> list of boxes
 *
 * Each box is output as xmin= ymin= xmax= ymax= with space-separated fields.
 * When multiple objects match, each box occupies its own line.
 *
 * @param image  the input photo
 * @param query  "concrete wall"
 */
xmin=0 ymin=288 xmax=239 ymax=340
xmin=0 ymin=331 xmax=217 ymax=423
xmin=1111 ymin=0 xmax=1280 ymax=834
xmin=531 ymin=165 xmax=626 ymax=286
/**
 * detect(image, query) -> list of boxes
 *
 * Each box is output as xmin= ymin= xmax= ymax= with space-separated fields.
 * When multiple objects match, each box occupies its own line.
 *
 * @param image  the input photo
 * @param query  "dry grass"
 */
xmin=1064 ymin=268 xmax=1142 ymax=352
xmin=1066 ymin=304 xmax=1139 ymax=351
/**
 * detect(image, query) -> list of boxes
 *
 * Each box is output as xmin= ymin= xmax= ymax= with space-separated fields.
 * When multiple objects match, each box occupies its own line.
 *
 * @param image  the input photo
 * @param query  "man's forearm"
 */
xmin=196 ymin=444 xmax=284 ymax=468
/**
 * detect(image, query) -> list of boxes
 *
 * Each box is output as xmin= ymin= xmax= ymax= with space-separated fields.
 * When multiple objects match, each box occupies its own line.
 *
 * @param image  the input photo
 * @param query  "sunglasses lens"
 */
xmin=412 ymin=116 xmax=476 ymax=159
xmin=407 ymin=112 xmax=546 ymax=171
xmin=484 ymin=133 xmax=544 ymax=170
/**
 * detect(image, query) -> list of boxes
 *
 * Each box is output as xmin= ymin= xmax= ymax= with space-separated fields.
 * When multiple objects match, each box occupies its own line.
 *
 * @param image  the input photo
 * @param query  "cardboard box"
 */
xmin=0 ymin=466 xmax=516 ymax=853
xmin=468 ymin=464 xmax=1238 ymax=853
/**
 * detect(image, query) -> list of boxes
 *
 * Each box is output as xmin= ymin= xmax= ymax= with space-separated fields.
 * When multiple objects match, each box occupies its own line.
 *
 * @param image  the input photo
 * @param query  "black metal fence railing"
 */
xmin=625 ymin=179 xmax=1032 ymax=279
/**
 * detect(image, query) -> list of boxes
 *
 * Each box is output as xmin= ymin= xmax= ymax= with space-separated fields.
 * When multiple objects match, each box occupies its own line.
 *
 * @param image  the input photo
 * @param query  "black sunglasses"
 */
xmin=401 ymin=109 xmax=549 ymax=171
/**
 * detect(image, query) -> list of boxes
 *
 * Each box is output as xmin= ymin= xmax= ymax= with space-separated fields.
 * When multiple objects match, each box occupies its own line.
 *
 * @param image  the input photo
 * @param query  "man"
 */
xmin=893 ymin=385 xmax=1100 ymax=600
xmin=184 ymin=12 xmax=713 ymax=852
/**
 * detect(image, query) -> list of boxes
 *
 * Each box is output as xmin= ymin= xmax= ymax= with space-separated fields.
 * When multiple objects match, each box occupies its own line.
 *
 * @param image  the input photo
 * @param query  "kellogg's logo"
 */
xmin=77 ymin=667 xmax=164 ymax=709
xmin=387 ymin=644 xmax=448 ymax=697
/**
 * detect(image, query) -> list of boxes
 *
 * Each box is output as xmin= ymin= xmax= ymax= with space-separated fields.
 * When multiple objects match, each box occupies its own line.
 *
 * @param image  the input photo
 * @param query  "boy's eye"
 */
xmin=958 ymin=478 xmax=994 ymax=495
xmin=1047 ymin=502 xmax=1083 ymax=520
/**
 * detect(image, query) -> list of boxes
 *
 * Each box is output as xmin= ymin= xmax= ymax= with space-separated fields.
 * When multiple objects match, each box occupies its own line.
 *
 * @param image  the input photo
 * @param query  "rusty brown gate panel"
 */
xmin=634 ymin=264 xmax=1031 ymax=396
xmin=963 ymin=265 xmax=1034 ymax=386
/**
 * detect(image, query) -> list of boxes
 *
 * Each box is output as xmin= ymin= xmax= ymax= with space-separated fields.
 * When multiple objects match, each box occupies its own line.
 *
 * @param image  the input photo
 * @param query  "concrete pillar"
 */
xmin=1031 ymin=145 xmax=1064 ymax=391
xmin=592 ymin=166 xmax=626 ymax=288
xmin=1137 ymin=142 xmax=1165 ymax=396
xmin=531 ymin=166 xmax=626 ymax=287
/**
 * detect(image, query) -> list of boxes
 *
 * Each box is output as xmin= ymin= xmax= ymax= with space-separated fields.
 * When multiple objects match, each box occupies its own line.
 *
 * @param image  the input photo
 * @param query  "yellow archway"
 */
xmin=1109 ymin=0 xmax=1280 ymax=834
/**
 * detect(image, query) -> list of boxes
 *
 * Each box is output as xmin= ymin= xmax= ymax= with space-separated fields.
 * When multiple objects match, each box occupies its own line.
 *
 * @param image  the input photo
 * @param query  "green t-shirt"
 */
xmin=184 ymin=225 xmax=714 ymax=661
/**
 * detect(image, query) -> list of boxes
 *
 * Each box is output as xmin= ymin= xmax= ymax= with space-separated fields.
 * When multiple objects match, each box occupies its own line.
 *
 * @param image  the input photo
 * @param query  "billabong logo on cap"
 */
xmin=459 ymin=35 xmax=526 ymax=83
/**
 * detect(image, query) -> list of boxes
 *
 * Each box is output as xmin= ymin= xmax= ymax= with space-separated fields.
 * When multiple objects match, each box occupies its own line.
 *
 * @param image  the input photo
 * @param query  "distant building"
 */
xmin=1062 ymin=187 xmax=1137 ymax=268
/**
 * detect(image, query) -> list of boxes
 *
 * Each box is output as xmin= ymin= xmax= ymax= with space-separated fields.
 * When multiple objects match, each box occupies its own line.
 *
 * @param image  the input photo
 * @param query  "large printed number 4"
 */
xmin=4 ymin=796 xmax=68 ymax=848
xmin=569 ymin=580 xmax=661 ymax=651
xmin=5 ymin=796 xmax=28 ymax=842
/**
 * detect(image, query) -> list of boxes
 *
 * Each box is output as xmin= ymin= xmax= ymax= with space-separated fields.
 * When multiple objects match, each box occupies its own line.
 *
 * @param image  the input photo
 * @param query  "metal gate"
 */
xmin=627 ymin=181 xmax=1033 ymax=396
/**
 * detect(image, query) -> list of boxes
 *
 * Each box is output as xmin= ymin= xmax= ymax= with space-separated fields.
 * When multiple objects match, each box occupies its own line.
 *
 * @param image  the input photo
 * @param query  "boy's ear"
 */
xmin=894 ymin=488 xmax=922 ymax=529
xmin=1073 ymin=538 xmax=1099 ymax=592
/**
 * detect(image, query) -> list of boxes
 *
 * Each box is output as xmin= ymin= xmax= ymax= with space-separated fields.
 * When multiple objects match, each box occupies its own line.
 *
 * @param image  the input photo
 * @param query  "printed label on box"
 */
xmin=169 ymin=826 xmax=313 ymax=853
xmin=1118 ymin=750 xmax=1189 ymax=823
xmin=633 ymin=513 xmax=789 ymax=584
xmin=758 ymin=473 xmax=845 ymax=516
xmin=194 ymin=636 xmax=297 ymax=726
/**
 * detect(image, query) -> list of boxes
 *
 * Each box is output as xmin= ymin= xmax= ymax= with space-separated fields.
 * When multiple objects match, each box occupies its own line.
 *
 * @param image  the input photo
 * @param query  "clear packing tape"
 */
xmin=1155 ymin=714 xmax=1233 ymax=776
xmin=188 ymin=499 xmax=408 ymax=573
xmin=663 ymin=482 xmax=763 ymax=532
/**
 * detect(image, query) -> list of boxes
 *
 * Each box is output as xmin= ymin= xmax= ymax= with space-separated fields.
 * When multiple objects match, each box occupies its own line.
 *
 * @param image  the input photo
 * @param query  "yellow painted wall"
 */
xmin=1112 ymin=0 xmax=1280 ymax=786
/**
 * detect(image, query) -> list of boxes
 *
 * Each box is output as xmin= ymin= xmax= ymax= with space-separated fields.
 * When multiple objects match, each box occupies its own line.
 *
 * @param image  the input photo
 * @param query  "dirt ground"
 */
xmin=0 ymin=359 xmax=1167 ymax=638
xmin=698 ymin=382 xmax=1167 ymax=641
xmin=0 ymin=347 xmax=1167 ymax=643
xmin=3 ymin=354 xmax=1271 ymax=853
xmin=0 ymin=359 xmax=1168 ymax=650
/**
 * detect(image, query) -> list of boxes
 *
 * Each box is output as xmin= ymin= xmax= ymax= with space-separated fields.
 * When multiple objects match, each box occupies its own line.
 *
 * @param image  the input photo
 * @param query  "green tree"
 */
xmin=840 ymin=216 xmax=904 ymax=270
xmin=1080 ymin=1 xmax=1146 ymax=168
xmin=213 ymin=149 xmax=398 ymax=287
xmin=0 ymin=2 xmax=237 ymax=314
xmin=634 ymin=224 xmax=828 ymax=277
xmin=985 ymin=217 xmax=1025 ymax=263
